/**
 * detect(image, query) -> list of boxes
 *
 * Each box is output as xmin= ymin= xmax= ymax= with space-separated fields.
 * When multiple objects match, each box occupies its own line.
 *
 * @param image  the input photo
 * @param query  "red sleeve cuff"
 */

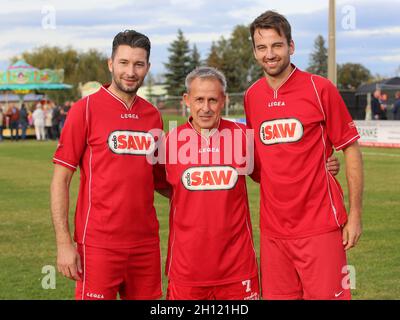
xmin=53 ymin=157 xmax=78 ymax=171
xmin=334 ymin=134 xmax=360 ymax=151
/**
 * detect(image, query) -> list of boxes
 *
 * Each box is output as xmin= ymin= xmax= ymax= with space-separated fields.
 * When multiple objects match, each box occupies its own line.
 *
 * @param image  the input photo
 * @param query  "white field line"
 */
xmin=361 ymin=152 xmax=400 ymax=158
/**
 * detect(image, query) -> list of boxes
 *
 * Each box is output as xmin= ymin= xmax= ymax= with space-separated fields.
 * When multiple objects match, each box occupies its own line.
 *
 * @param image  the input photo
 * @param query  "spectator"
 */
xmin=0 ymin=106 xmax=4 ymax=142
xmin=28 ymin=109 xmax=33 ymax=127
xmin=371 ymin=90 xmax=384 ymax=120
xmin=52 ymin=104 xmax=61 ymax=140
xmin=19 ymin=103 xmax=29 ymax=140
xmin=6 ymin=104 xmax=20 ymax=141
xmin=59 ymin=101 xmax=71 ymax=132
xmin=32 ymin=103 xmax=45 ymax=141
xmin=379 ymin=93 xmax=388 ymax=120
xmin=394 ymin=91 xmax=400 ymax=120
xmin=44 ymin=102 xmax=53 ymax=140
xmin=364 ymin=98 xmax=372 ymax=120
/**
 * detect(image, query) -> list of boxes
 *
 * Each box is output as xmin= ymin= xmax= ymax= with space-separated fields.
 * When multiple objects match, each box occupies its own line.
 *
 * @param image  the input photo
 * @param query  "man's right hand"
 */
xmin=57 ymin=243 xmax=82 ymax=281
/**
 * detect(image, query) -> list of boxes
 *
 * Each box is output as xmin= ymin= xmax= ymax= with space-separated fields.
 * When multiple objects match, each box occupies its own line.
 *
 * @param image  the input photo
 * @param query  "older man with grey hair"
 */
xmin=161 ymin=66 xmax=260 ymax=300
xmin=159 ymin=66 xmax=341 ymax=300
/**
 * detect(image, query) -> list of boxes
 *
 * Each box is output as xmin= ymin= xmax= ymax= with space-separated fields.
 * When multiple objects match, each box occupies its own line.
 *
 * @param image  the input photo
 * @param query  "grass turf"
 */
xmin=0 ymin=116 xmax=399 ymax=299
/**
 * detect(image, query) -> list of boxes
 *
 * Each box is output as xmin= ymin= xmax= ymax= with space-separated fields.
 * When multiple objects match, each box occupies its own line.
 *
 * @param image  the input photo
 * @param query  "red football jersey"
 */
xmin=53 ymin=85 xmax=166 ymax=248
xmin=244 ymin=66 xmax=360 ymax=239
xmin=164 ymin=118 xmax=258 ymax=286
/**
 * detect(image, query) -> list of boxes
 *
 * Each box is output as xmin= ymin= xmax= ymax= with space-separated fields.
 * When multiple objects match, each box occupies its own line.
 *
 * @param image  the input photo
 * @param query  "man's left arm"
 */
xmin=342 ymin=141 xmax=364 ymax=250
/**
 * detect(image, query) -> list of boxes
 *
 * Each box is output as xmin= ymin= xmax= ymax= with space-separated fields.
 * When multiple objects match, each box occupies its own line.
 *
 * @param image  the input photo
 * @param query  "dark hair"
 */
xmin=111 ymin=30 xmax=151 ymax=61
xmin=250 ymin=11 xmax=292 ymax=47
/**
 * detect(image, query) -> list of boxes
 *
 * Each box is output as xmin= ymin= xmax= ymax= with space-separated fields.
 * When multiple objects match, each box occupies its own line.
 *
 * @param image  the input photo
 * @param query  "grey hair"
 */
xmin=185 ymin=66 xmax=227 ymax=93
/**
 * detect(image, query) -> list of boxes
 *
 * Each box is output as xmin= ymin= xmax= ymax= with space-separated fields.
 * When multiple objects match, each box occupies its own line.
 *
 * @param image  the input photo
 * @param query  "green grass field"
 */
xmin=0 ymin=116 xmax=399 ymax=300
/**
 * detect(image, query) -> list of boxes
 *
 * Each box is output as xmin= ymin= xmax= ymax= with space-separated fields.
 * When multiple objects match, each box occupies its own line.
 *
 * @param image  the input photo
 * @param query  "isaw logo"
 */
xmin=108 ymin=130 xmax=155 ymax=155
xmin=181 ymin=166 xmax=239 ymax=191
xmin=260 ymin=118 xmax=303 ymax=145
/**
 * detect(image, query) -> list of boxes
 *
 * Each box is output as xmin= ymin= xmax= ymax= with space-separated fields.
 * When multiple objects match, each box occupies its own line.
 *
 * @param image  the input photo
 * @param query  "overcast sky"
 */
xmin=1 ymin=0 xmax=399 ymax=78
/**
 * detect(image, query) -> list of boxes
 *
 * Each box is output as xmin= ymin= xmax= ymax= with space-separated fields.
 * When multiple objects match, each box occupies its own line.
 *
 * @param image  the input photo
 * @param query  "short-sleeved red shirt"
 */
xmin=244 ymin=66 xmax=360 ymax=239
xmin=164 ymin=118 xmax=258 ymax=286
xmin=53 ymin=85 xmax=166 ymax=248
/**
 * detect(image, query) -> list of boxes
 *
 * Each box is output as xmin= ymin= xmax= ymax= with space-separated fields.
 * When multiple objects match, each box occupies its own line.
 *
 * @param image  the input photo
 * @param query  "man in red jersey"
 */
xmin=163 ymin=67 xmax=259 ymax=300
xmin=161 ymin=67 xmax=340 ymax=300
xmin=50 ymin=30 xmax=166 ymax=300
xmin=245 ymin=11 xmax=364 ymax=300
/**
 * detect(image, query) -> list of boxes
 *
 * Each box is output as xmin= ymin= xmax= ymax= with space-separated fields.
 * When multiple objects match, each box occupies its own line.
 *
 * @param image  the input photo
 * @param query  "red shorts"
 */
xmin=166 ymin=276 xmax=260 ymax=300
xmin=260 ymin=230 xmax=351 ymax=300
xmin=75 ymin=243 xmax=162 ymax=300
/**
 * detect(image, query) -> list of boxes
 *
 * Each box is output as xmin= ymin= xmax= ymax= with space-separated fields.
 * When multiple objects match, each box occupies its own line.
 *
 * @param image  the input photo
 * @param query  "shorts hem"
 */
xmin=303 ymin=293 xmax=351 ymax=301
xmin=168 ymin=272 xmax=259 ymax=287
xmin=262 ymin=292 xmax=302 ymax=300
xmin=121 ymin=292 xmax=163 ymax=300
xmin=75 ymin=239 xmax=160 ymax=249
xmin=261 ymin=226 xmax=341 ymax=240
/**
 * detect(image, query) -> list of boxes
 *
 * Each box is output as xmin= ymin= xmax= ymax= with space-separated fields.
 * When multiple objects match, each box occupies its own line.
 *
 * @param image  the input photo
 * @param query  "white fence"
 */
xmin=355 ymin=121 xmax=400 ymax=148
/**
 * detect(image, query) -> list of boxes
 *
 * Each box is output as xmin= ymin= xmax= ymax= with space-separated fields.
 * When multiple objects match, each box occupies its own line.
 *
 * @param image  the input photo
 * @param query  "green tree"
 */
xmin=12 ymin=46 xmax=110 ymax=103
xmin=307 ymin=35 xmax=328 ymax=77
xmin=145 ymin=71 xmax=155 ymax=104
xmin=205 ymin=25 xmax=262 ymax=93
xmin=227 ymin=25 xmax=263 ymax=92
xmin=164 ymin=29 xmax=192 ymax=97
xmin=189 ymin=44 xmax=202 ymax=71
xmin=337 ymin=63 xmax=372 ymax=89
xmin=206 ymin=41 xmax=222 ymax=68
xmin=206 ymin=37 xmax=235 ymax=92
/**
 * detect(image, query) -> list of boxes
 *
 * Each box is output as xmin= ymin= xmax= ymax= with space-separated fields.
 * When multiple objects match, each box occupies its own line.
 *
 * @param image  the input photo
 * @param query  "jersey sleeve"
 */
xmin=243 ymin=90 xmax=254 ymax=129
xmin=153 ymin=135 xmax=169 ymax=190
xmin=153 ymin=163 xmax=169 ymax=190
xmin=243 ymin=91 xmax=260 ymax=182
xmin=52 ymin=98 xmax=88 ymax=171
xmin=153 ymin=112 xmax=170 ymax=190
xmin=249 ymin=144 xmax=261 ymax=183
xmin=317 ymin=77 xmax=360 ymax=151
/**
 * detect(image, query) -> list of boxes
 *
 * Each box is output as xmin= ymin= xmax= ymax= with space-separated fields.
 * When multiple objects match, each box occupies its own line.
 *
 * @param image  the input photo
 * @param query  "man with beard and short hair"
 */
xmin=245 ymin=11 xmax=364 ymax=300
xmin=50 ymin=30 xmax=167 ymax=300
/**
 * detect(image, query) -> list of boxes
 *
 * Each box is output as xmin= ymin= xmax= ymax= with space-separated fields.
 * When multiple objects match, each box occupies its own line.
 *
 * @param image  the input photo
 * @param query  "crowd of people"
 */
xmin=0 ymin=101 xmax=73 ymax=142
xmin=369 ymin=89 xmax=400 ymax=120
xmin=0 ymin=88 xmax=398 ymax=144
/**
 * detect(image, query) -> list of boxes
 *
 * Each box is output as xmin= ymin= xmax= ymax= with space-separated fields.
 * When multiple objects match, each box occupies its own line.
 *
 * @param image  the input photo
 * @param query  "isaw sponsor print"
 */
xmin=181 ymin=166 xmax=239 ymax=191
xmin=108 ymin=130 xmax=155 ymax=155
xmin=260 ymin=118 xmax=303 ymax=145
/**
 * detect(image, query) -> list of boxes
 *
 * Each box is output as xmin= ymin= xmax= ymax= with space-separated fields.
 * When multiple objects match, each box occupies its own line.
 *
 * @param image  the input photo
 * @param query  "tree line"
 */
xmin=12 ymin=26 xmax=381 ymax=101
xmin=165 ymin=28 xmax=373 ymax=96
xmin=11 ymin=47 xmax=110 ymax=103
